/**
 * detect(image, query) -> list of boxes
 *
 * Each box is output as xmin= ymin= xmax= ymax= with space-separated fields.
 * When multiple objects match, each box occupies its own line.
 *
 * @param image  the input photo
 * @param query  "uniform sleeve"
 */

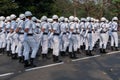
xmin=25 ymin=21 xmax=31 ymax=29
xmin=11 ymin=22 xmax=16 ymax=29
xmin=6 ymin=23 xmax=11 ymax=29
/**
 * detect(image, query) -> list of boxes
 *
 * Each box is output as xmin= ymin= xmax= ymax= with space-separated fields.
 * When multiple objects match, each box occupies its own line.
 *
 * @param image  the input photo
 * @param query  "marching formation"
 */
xmin=0 ymin=11 xmax=119 ymax=68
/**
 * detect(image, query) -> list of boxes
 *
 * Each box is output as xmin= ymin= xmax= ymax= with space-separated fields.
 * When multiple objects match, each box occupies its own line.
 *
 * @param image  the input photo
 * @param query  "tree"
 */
xmin=0 ymin=0 xmax=18 ymax=16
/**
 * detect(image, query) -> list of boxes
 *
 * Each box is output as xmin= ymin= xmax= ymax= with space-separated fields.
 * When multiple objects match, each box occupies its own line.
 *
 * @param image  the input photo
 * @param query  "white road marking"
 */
xmin=72 ymin=55 xmax=100 ymax=62
xmin=0 ymin=72 xmax=14 ymax=77
xmin=25 ymin=62 xmax=64 ymax=72
xmin=106 ymin=51 xmax=120 ymax=55
xmin=72 ymin=51 xmax=120 ymax=62
xmin=0 ymin=51 xmax=119 ymax=78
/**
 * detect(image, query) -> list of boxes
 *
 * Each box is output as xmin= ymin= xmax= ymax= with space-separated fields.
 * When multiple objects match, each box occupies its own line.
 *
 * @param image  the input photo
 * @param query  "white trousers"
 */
xmin=52 ymin=36 xmax=60 ymax=56
xmin=23 ymin=36 xmax=38 ymax=60
xmin=99 ymin=33 xmax=109 ymax=49
xmin=111 ymin=32 xmax=118 ymax=47
xmin=69 ymin=35 xmax=78 ymax=52
xmin=85 ymin=33 xmax=93 ymax=50
xmin=41 ymin=35 xmax=48 ymax=54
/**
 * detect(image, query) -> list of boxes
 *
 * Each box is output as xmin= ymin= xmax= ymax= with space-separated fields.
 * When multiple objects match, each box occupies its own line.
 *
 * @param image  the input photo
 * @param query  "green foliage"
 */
xmin=0 ymin=0 xmax=119 ymax=19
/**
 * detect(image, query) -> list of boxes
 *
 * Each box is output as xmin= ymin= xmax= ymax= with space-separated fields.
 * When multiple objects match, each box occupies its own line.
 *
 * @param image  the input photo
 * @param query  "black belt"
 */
xmin=72 ymin=33 xmax=76 ymax=34
xmin=18 ymin=32 xmax=24 ymax=34
xmin=27 ymin=33 xmax=33 ymax=36
xmin=112 ymin=30 xmax=117 ymax=32
xmin=100 ymin=31 xmax=107 ymax=33
xmin=43 ymin=33 xmax=48 ymax=35
xmin=7 ymin=31 xmax=9 ymax=33
xmin=83 ymin=30 xmax=86 ymax=32
xmin=63 ymin=32 xmax=66 ymax=35
xmin=88 ymin=31 xmax=92 ymax=33
xmin=54 ymin=33 xmax=59 ymax=36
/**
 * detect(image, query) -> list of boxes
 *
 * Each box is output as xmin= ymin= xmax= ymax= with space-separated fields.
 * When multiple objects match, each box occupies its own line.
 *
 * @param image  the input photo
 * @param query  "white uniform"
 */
xmin=41 ymin=21 xmax=49 ymax=59
xmin=84 ymin=21 xmax=94 ymax=55
xmin=99 ymin=22 xmax=109 ymax=53
xmin=52 ymin=21 xmax=60 ymax=56
xmin=60 ymin=21 xmax=69 ymax=56
xmin=6 ymin=21 xmax=11 ymax=54
xmin=110 ymin=21 xmax=118 ymax=50
xmin=23 ymin=18 xmax=38 ymax=60
xmin=68 ymin=21 xmax=78 ymax=58
xmin=0 ymin=20 xmax=6 ymax=52
xmin=16 ymin=19 xmax=25 ymax=58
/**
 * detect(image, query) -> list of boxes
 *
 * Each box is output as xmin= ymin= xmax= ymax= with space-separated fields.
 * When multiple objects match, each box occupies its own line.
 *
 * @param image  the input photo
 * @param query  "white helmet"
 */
xmin=112 ymin=17 xmax=118 ymax=21
xmin=19 ymin=14 xmax=26 ymax=19
xmin=86 ymin=17 xmax=91 ymax=21
xmin=25 ymin=11 xmax=32 ymax=17
xmin=69 ymin=16 xmax=74 ymax=22
xmin=41 ymin=16 xmax=47 ymax=21
xmin=74 ymin=17 xmax=79 ymax=21
xmin=16 ymin=18 xmax=20 ymax=22
xmin=91 ymin=18 xmax=94 ymax=22
xmin=65 ymin=18 xmax=68 ymax=22
xmin=52 ymin=15 xmax=58 ymax=19
xmin=101 ymin=17 xmax=106 ymax=21
xmin=47 ymin=18 xmax=53 ymax=23
xmin=32 ymin=17 xmax=37 ymax=21
xmin=81 ymin=18 xmax=86 ymax=22
xmin=10 ymin=14 xmax=16 ymax=20
xmin=0 ymin=16 xmax=5 ymax=21
xmin=6 ymin=16 xmax=11 ymax=21
xmin=59 ymin=16 xmax=64 ymax=22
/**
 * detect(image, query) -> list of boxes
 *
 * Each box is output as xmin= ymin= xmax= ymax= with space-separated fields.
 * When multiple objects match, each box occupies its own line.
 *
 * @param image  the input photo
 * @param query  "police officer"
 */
xmin=84 ymin=17 xmax=94 ymax=56
xmin=74 ymin=17 xmax=81 ymax=54
xmin=110 ymin=17 xmax=119 ymax=50
xmin=99 ymin=17 xmax=109 ymax=53
xmin=9 ymin=14 xmax=18 ymax=59
xmin=23 ymin=11 xmax=38 ymax=67
xmin=40 ymin=16 xmax=50 ymax=59
xmin=0 ymin=16 xmax=6 ymax=54
xmin=68 ymin=16 xmax=78 ymax=59
xmin=15 ymin=14 xmax=26 ymax=63
xmin=5 ymin=16 xmax=11 ymax=56
xmin=50 ymin=15 xmax=62 ymax=63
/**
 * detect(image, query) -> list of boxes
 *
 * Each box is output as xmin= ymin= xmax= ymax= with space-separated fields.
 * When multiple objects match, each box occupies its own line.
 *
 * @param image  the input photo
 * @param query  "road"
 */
xmin=0 ymin=35 xmax=120 ymax=80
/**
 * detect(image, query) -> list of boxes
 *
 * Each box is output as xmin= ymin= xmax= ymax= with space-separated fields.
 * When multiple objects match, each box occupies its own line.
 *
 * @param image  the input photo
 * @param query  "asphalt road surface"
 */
xmin=0 ymin=35 xmax=120 ymax=80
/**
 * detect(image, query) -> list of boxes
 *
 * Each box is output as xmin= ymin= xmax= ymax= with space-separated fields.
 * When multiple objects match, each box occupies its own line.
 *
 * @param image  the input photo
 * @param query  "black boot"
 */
xmin=2 ymin=48 xmax=5 ymax=54
xmin=24 ymin=60 xmax=30 ymax=68
xmin=52 ymin=55 xmax=56 ymax=62
xmin=88 ymin=50 xmax=94 ymax=56
xmin=69 ymin=52 xmax=73 ymax=58
xmin=85 ymin=50 xmax=89 ymax=56
xmin=103 ymin=49 xmax=107 ymax=54
xmin=11 ymin=53 xmax=18 ymax=59
xmin=80 ymin=46 xmax=83 ymax=50
xmin=77 ymin=48 xmax=81 ymax=54
xmin=111 ymin=46 xmax=114 ymax=51
xmin=115 ymin=47 xmax=118 ymax=51
xmin=100 ymin=48 xmax=103 ymax=53
xmin=60 ymin=51 xmax=66 ymax=57
xmin=54 ymin=56 xmax=62 ymax=63
xmin=72 ymin=51 xmax=78 ymax=59
xmin=18 ymin=56 xmax=24 ymax=63
xmin=7 ymin=51 xmax=11 ymax=56
xmin=48 ymin=48 xmax=53 ymax=54
xmin=30 ymin=58 xmax=36 ymax=67
xmin=0 ymin=48 xmax=2 ymax=53
xmin=44 ymin=54 xmax=51 ymax=59
xmin=42 ymin=54 xmax=45 ymax=60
